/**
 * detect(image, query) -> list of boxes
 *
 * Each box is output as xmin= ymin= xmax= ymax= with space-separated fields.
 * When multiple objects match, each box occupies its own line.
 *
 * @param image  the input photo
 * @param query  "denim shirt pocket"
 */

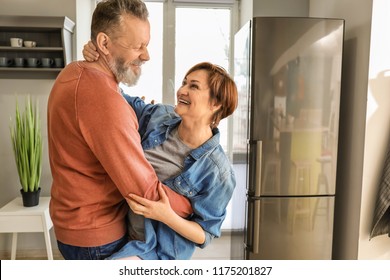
xmin=168 ymin=175 xmax=198 ymax=198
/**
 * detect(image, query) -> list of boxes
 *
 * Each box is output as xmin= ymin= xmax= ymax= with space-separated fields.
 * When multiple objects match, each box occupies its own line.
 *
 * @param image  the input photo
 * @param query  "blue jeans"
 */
xmin=107 ymin=219 xmax=196 ymax=260
xmin=57 ymin=235 xmax=128 ymax=260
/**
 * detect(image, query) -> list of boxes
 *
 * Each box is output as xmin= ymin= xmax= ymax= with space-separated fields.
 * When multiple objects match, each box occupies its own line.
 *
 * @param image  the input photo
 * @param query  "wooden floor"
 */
xmin=192 ymin=231 xmax=232 ymax=260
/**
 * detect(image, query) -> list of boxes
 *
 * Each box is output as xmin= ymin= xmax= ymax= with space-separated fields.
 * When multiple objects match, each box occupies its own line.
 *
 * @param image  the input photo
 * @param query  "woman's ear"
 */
xmin=211 ymin=102 xmax=222 ymax=114
xmin=96 ymin=32 xmax=110 ymax=56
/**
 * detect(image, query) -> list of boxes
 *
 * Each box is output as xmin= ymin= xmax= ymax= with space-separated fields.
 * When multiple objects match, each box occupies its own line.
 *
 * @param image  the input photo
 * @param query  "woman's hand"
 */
xmin=127 ymin=185 xmax=206 ymax=245
xmin=82 ymin=40 xmax=99 ymax=62
xmin=141 ymin=96 xmax=155 ymax=105
xmin=127 ymin=184 xmax=175 ymax=223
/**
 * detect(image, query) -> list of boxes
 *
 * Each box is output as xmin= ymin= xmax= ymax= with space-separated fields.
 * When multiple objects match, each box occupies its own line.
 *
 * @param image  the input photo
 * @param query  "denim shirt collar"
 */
xmin=163 ymin=118 xmax=221 ymax=160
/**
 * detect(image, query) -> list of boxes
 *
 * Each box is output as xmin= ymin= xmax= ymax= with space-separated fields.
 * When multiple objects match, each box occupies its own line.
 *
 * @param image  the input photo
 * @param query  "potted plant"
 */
xmin=10 ymin=96 xmax=42 ymax=207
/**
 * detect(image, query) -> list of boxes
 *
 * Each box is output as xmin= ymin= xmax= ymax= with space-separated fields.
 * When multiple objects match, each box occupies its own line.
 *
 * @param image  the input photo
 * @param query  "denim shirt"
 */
xmin=108 ymin=94 xmax=236 ymax=260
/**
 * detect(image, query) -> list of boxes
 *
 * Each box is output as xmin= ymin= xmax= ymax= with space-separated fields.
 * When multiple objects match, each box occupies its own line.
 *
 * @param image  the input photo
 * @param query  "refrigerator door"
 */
xmin=246 ymin=196 xmax=335 ymax=260
xmin=248 ymin=17 xmax=344 ymax=197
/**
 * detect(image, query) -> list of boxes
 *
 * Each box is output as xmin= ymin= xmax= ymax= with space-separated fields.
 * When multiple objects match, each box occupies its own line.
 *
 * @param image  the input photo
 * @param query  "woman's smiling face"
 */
xmin=175 ymin=69 xmax=217 ymax=125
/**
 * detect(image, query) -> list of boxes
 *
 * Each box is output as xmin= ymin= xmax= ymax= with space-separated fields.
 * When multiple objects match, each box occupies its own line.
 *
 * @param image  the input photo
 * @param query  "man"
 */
xmin=47 ymin=0 xmax=192 ymax=260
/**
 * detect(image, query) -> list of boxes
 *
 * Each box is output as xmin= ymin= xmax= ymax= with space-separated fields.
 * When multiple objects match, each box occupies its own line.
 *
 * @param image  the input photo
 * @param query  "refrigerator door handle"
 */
xmin=252 ymin=200 xmax=261 ymax=254
xmin=254 ymin=140 xmax=262 ymax=197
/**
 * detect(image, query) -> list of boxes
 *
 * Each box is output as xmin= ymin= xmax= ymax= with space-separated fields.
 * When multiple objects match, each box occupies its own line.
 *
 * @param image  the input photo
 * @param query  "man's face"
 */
xmin=108 ymin=15 xmax=150 ymax=86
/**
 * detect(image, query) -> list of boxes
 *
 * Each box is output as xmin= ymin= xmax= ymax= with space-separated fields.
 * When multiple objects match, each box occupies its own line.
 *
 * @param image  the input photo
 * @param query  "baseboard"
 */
xmin=221 ymin=229 xmax=244 ymax=236
xmin=0 ymin=249 xmax=63 ymax=260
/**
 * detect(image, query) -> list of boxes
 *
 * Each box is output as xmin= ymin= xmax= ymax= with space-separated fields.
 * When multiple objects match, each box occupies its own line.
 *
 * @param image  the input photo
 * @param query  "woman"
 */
xmin=84 ymin=46 xmax=238 ymax=260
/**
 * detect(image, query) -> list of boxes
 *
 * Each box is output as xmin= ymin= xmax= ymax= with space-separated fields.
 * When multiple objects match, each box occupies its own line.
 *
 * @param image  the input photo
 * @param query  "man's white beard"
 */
xmin=109 ymin=56 xmax=141 ymax=87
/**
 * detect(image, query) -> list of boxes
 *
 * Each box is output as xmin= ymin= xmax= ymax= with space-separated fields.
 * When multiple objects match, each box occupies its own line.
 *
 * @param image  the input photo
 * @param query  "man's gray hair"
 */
xmin=91 ymin=0 xmax=149 ymax=41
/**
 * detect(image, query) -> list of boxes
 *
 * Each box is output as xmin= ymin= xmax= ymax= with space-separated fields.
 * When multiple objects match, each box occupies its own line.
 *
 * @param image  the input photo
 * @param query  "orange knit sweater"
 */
xmin=47 ymin=61 xmax=191 ymax=247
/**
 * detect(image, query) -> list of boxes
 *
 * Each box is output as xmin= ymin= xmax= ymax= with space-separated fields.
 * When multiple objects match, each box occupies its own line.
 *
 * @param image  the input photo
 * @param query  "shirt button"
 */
xmin=189 ymin=191 xmax=193 ymax=195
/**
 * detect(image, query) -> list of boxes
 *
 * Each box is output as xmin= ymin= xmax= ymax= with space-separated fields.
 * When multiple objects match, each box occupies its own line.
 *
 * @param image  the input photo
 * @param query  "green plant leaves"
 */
xmin=10 ymin=96 xmax=42 ymax=192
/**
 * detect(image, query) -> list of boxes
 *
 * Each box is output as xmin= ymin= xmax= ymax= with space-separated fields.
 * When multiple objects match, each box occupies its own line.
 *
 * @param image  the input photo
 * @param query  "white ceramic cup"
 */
xmin=24 ymin=41 xmax=36 ymax=48
xmin=10 ymin=37 xmax=23 ymax=47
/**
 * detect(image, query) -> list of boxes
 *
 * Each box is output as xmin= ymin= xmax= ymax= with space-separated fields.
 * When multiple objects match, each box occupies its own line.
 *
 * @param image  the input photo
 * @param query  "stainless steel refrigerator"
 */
xmin=231 ymin=17 xmax=344 ymax=260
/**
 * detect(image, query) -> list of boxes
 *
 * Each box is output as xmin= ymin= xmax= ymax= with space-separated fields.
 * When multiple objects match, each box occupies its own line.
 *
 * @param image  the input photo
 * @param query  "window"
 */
xmin=174 ymin=7 xmax=231 ymax=91
xmin=121 ymin=0 xmax=237 ymax=152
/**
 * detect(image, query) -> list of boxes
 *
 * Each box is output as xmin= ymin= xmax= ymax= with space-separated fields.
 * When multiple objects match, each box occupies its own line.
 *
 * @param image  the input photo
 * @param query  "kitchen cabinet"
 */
xmin=0 ymin=15 xmax=75 ymax=79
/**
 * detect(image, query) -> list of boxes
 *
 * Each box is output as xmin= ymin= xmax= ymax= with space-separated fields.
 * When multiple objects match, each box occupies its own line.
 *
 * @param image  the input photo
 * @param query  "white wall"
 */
xmin=359 ymin=0 xmax=390 ymax=259
xmin=253 ymin=0 xmax=309 ymax=17
xmin=239 ymin=0 xmax=253 ymax=26
xmin=75 ymin=0 xmax=95 ymax=60
xmin=239 ymin=0 xmax=309 ymax=27
xmin=0 ymin=0 xmax=76 ymax=17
